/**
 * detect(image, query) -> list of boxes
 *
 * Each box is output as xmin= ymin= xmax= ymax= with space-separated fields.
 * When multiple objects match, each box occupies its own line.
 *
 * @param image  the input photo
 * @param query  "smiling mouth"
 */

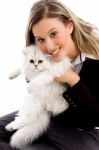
xmin=50 ymin=47 xmax=61 ymax=56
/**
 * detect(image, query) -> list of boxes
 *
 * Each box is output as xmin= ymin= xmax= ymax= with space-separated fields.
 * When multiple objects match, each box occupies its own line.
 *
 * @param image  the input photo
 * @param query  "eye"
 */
xmin=38 ymin=60 xmax=43 ymax=63
xmin=50 ymin=31 xmax=57 ymax=38
xmin=29 ymin=59 xmax=34 ymax=63
xmin=36 ymin=38 xmax=45 ymax=44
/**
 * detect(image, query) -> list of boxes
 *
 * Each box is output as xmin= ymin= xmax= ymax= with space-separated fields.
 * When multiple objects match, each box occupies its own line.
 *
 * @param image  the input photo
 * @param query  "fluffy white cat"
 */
xmin=6 ymin=45 xmax=72 ymax=149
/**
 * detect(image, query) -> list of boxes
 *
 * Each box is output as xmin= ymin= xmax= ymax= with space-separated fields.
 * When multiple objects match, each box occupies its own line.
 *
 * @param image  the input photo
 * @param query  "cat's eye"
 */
xmin=38 ymin=60 xmax=43 ymax=63
xmin=29 ymin=59 xmax=34 ymax=63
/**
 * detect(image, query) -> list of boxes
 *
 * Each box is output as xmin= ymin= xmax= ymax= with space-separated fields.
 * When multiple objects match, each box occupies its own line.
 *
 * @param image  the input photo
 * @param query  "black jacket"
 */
xmin=53 ymin=58 xmax=99 ymax=129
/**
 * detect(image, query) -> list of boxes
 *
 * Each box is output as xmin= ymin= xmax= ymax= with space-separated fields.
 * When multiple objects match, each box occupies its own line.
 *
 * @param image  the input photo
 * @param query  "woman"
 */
xmin=1 ymin=0 xmax=99 ymax=149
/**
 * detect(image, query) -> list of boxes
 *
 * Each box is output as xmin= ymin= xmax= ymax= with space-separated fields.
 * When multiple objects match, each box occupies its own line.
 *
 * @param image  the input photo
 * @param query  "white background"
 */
xmin=0 ymin=0 xmax=99 ymax=116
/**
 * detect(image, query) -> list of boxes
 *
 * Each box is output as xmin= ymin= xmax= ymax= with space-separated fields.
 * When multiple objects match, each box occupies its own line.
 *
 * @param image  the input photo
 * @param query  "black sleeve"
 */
xmin=59 ymin=59 xmax=99 ymax=128
xmin=63 ymin=79 xmax=99 ymax=127
xmin=63 ymin=79 xmax=99 ymax=112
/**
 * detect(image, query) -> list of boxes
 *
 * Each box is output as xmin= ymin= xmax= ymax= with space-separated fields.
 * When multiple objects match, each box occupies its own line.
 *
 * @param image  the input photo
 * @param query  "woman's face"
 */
xmin=32 ymin=17 xmax=79 ymax=62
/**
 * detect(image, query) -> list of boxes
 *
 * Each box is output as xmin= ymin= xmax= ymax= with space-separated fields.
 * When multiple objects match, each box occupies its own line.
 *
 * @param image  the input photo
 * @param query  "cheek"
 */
xmin=55 ymin=35 xmax=67 ymax=46
xmin=37 ymin=44 xmax=46 ymax=53
xmin=59 ymin=35 xmax=72 ymax=54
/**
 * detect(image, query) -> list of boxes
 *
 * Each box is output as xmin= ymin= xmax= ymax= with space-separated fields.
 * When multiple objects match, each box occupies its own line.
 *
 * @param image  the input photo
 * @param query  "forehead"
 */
xmin=32 ymin=17 xmax=65 ymax=36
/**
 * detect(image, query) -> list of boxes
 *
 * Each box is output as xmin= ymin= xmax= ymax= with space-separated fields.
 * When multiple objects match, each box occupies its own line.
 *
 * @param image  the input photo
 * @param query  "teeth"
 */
xmin=52 ymin=49 xmax=60 ymax=55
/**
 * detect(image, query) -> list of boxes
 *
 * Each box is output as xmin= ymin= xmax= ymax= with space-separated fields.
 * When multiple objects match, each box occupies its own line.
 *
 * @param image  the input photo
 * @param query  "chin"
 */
xmin=52 ymin=56 xmax=66 ymax=62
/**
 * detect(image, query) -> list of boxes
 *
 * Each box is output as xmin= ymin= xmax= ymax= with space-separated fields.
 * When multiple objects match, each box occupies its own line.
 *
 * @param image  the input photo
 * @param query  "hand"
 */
xmin=56 ymin=69 xmax=80 ymax=87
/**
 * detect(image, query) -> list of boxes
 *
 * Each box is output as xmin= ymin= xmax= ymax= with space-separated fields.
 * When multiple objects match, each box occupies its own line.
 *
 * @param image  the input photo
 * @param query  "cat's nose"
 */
xmin=35 ymin=65 xmax=38 ymax=69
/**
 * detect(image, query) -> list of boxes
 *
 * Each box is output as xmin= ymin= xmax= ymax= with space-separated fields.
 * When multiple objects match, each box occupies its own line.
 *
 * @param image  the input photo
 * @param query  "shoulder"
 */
xmin=81 ymin=57 xmax=99 ymax=71
xmin=79 ymin=57 xmax=99 ymax=81
xmin=85 ymin=57 xmax=99 ymax=63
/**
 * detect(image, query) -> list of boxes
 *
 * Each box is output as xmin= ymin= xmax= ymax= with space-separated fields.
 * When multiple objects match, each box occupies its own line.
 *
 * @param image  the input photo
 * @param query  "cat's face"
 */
xmin=23 ymin=45 xmax=51 ymax=73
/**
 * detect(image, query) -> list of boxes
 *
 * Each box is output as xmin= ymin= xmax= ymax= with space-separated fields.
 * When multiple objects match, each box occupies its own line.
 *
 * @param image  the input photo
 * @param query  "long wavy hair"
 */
xmin=25 ymin=0 xmax=99 ymax=59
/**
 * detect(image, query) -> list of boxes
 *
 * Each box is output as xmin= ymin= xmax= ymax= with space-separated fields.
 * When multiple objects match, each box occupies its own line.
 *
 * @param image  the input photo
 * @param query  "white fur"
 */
xmin=6 ymin=45 xmax=72 ymax=149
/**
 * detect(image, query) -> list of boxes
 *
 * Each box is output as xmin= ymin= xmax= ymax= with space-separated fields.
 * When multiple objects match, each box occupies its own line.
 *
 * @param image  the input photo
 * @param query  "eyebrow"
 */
xmin=48 ymin=27 xmax=56 ymax=34
xmin=35 ymin=27 xmax=56 ymax=39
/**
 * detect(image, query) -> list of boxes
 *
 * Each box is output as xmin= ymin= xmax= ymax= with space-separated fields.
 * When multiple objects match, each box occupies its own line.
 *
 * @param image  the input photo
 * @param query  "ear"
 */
xmin=22 ymin=47 xmax=29 ymax=56
xmin=66 ymin=20 xmax=74 ymax=34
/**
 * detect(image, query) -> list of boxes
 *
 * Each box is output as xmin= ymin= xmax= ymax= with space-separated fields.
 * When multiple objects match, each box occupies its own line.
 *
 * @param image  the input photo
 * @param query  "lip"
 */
xmin=51 ymin=47 xmax=61 ymax=58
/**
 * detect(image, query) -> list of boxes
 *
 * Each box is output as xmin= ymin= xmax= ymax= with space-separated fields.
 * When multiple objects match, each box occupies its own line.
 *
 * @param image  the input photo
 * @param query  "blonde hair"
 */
xmin=25 ymin=0 xmax=99 ymax=59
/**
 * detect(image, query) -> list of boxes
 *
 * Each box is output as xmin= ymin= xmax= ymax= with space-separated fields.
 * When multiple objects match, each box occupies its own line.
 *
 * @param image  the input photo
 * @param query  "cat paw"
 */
xmin=10 ymin=129 xmax=30 ymax=149
xmin=10 ymin=133 xmax=24 ymax=149
xmin=5 ymin=123 xmax=16 ymax=132
xmin=5 ymin=121 xmax=20 ymax=131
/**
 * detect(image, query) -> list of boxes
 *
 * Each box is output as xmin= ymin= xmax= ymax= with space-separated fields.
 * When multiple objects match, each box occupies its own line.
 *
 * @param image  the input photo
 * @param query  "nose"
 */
xmin=44 ymin=38 xmax=56 ymax=54
xmin=34 ymin=65 xmax=38 ymax=69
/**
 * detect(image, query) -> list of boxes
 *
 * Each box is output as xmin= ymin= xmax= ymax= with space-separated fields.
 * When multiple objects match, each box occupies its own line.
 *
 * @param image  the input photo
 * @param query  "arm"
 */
xmin=56 ymin=67 xmax=99 ymax=126
xmin=56 ymin=68 xmax=99 ymax=111
xmin=63 ymin=79 xmax=99 ymax=113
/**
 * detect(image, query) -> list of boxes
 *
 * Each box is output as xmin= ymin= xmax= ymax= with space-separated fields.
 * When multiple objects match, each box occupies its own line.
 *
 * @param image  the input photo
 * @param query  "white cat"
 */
xmin=6 ymin=45 xmax=72 ymax=149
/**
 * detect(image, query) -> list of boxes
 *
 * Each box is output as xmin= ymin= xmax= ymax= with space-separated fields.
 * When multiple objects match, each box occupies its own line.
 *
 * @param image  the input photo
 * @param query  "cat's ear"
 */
xmin=22 ymin=45 xmax=34 ymax=56
xmin=22 ymin=47 xmax=29 ymax=56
